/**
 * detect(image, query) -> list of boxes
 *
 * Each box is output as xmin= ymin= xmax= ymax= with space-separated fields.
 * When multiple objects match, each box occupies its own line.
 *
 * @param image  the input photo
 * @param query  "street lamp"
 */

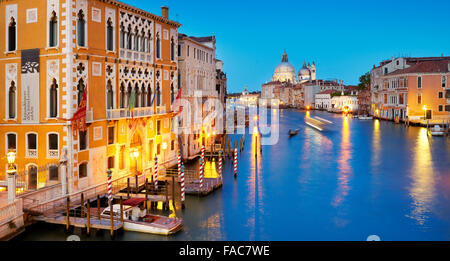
xmin=422 ymin=105 xmax=427 ymax=120
xmin=130 ymin=149 xmax=139 ymax=178
xmin=161 ymin=142 xmax=167 ymax=165
xmin=6 ymin=151 xmax=16 ymax=203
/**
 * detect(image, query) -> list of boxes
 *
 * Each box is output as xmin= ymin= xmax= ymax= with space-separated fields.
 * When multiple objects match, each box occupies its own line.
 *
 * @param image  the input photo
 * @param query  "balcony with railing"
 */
xmin=107 ymin=107 xmax=156 ymax=120
xmin=47 ymin=150 xmax=59 ymax=159
xmin=26 ymin=149 xmax=37 ymax=158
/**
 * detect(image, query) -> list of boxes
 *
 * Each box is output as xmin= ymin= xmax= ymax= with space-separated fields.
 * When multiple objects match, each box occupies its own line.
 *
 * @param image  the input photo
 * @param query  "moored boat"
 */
xmin=100 ymin=198 xmax=182 ymax=235
xmin=429 ymin=125 xmax=444 ymax=136
xmin=358 ymin=115 xmax=373 ymax=120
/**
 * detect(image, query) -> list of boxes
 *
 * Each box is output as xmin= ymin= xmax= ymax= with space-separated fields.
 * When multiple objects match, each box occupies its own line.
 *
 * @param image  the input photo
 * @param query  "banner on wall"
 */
xmin=21 ymin=49 xmax=40 ymax=123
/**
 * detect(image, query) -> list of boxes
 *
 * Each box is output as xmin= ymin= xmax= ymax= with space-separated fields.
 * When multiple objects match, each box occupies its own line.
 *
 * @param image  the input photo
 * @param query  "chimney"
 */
xmin=161 ymin=6 xmax=169 ymax=19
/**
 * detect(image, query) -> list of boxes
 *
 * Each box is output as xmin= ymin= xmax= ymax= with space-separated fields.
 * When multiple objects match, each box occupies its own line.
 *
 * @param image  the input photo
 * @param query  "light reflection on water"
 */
xmin=16 ymin=110 xmax=450 ymax=241
xmin=407 ymin=128 xmax=436 ymax=226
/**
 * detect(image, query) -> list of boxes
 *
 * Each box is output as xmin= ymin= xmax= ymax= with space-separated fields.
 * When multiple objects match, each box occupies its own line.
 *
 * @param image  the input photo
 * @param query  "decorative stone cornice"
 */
xmin=99 ymin=0 xmax=181 ymax=28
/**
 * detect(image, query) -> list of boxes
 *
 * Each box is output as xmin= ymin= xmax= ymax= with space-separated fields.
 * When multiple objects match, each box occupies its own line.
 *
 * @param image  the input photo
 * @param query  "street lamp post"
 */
xmin=6 ymin=151 xmax=16 ymax=203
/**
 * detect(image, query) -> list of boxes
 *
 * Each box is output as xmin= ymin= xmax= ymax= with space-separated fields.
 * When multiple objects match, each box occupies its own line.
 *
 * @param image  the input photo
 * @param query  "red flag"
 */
xmin=59 ymin=86 xmax=87 ymax=136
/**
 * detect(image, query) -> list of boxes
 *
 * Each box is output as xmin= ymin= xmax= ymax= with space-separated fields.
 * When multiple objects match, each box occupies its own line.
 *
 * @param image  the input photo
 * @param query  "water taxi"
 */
xmin=100 ymin=198 xmax=182 ymax=235
xmin=358 ymin=115 xmax=373 ymax=120
xmin=429 ymin=125 xmax=444 ymax=136
xmin=305 ymin=116 xmax=332 ymax=131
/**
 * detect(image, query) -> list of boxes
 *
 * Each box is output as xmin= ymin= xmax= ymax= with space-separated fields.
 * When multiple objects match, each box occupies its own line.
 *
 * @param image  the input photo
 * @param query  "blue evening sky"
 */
xmin=121 ymin=0 xmax=450 ymax=93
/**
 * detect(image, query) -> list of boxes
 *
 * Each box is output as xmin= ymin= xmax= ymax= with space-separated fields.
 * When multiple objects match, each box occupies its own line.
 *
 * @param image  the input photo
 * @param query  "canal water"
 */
xmin=16 ymin=109 xmax=450 ymax=241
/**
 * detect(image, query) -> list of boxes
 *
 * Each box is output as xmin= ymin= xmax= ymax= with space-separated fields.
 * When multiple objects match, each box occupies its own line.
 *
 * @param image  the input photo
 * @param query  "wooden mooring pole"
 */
xmin=120 ymin=196 xmax=124 ymax=224
xmin=80 ymin=193 xmax=84 ymax=218
xmin=86 ymin=200 xmax=91 ymax=236
xmin=97 ymin=195 xmax=101 ymax=220
xmin=65 ymin=197 xmax=70 ymax=232
xmin=109 ymin=200 xmax=114 ymax=239
xmin=145 ymin=178 xmax=149 ymax=210
xmin=172 ymin=176 xmax=176 ymax=209
xmin=127 ymin=178 xmax=130 ymax=199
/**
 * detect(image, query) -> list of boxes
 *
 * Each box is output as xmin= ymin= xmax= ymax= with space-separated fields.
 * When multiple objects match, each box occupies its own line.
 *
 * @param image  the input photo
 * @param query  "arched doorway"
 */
xmin=130 ymin=132 xmax=143 ymax=176
xmin=27 ymin=165 xmax=38 ymax=190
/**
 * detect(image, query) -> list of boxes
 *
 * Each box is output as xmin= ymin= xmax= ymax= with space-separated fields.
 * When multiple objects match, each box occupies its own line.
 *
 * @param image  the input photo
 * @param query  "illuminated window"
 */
xmin=417 ymin=93 xmax=422 ymax=104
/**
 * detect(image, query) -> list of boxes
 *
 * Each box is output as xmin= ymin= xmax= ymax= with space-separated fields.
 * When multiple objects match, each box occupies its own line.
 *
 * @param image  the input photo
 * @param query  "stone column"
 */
xmin=7 ymin=172 xmax=16 ymax=203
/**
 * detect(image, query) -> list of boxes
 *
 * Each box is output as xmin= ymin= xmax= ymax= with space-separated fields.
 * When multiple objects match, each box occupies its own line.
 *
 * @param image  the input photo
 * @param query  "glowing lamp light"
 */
xmin=131 ymin=149 xmax=139 ymax=158
xmin=7 ymin=151 xmax=16 ymax=165
xmin=375 ymin=109 xmax=379 ymax=115
xmin=306 ymin=105 xmax=311 ymax=110
xmin=253 ymin=115 xmax=258 ymax=121
xmin=422 ymin=105 xmax=427 ymax=111
xmin=162 ymin=142 xmax=168 ymax=150
xmin=253 ymin=126 xmax=259 ymax=136
xmin=212 ymin=131 xmax=216 ymax=136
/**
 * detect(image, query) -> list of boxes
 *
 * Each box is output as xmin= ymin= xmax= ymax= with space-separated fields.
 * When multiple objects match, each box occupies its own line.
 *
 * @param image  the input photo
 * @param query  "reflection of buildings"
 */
xmin=177 ymin=34 xmax=226 ymax=159
xmin=370 ymin=56 xmax=450 ymax=122
xmin=0 ymin=2 xmax=180 ymax=196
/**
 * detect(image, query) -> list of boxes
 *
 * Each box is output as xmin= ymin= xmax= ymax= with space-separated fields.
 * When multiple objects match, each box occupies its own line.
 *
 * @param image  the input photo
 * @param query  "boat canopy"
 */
xmin=123 ymin=198 xmax=146 ymax=207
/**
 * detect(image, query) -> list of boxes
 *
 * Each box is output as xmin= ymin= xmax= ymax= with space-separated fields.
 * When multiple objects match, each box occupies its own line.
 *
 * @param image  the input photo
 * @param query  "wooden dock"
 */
xmin=185 ymin=178 xmax=223 ymax=196
xmin=34 ymin=213 xmax=123 ymax=231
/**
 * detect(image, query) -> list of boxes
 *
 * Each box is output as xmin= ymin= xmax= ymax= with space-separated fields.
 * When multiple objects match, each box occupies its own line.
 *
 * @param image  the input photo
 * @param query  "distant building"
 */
xmin=370 ymin=56 xmax=450 ymax=121
xmin=315 ymin=90 xmax=334 ymax=110
xmin=331 ymin=94 xmax=359 ymax=113
xmin=178 ymin=34 xmax=222 ymax=159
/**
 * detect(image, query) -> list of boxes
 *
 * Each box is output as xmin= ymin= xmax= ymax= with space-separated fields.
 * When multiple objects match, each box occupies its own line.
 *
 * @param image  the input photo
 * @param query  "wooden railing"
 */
xmin=0 ymin=199 xmax=23 ymax=227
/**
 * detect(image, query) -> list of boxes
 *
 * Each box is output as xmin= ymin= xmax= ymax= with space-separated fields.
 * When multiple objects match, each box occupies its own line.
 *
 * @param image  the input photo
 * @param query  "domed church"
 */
xmin=271 ymin=51 xmax=316 ymax=84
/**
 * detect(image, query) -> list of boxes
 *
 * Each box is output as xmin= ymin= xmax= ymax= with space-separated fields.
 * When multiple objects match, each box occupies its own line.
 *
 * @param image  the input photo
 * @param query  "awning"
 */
xmin=123 ymin=198 xmax=146 ymax=207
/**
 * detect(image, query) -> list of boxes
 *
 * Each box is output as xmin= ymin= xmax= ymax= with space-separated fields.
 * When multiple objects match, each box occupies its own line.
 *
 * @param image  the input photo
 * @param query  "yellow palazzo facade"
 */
xmin=0 ymin=0 xmax=180 ymax=194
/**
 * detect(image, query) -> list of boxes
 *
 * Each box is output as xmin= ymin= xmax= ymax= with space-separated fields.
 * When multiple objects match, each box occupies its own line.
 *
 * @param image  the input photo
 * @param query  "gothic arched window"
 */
xmin=147 ymin=31 xmax=152 ymax=53
xmin=170 ymin=38 xmax=175 ymax=61
xmin=107 ymin=18 xmax=114 ymax=51
xmin=77 ymin=79 xmax=85 ymax=106
xmin=8 ymin=81 xmax=16 ymax=119
xmin=147 ymin=84 xmax=152 ymax=106
xmin=156 ymin=83 xmax=161 ymax=106
xmin=134 ymin=28 xmax=139 ymax=51
xmin=50 ymin=79 xmax=58 ymax=118
xmin=170 ymin=83 xmax=174 ymax=105
xmin=107 ymin=80 xmax=114 ymax=109
xmin=141 ymin=83 xmax=147 ymax=107
xmin=134 ymin=83 xmax=140 ymax=108
xmin=119 ymin=83 xmax=125 ymax=108
xmin=77 ymin=10 xmax=86 ymax=47
xmin=156 ymin=33 xmax=161 ymax=59
xmin=8 ymin=17 xmax=16 ymax=52
xmin=127 ymin=25 xmax=132 ymax=50
xmin=127 ymin=83 xmax=132 ymax=107
xmin=119 ymin=24 xmax=125 ymax=49
xmin=49 ymin=11 xmax=58 ymax=47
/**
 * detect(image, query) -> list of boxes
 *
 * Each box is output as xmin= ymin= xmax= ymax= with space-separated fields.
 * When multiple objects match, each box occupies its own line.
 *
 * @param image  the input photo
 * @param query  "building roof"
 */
xmin=387 ymin=59 xmax=450 ymax=75
xmin=105 ymin=0 xmax=181 ymax=27
xmin=317 ymin=90 xmax=335 ymax=95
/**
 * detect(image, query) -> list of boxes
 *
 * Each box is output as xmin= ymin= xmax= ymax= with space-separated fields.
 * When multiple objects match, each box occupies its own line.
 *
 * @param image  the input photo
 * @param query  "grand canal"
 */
xmin=17 ymin=109 xmax=450 ymax=241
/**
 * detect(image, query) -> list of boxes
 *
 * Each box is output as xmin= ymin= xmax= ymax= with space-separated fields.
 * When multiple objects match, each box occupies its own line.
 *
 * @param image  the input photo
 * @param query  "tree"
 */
xmin=358 ymin=72 xmax=370 ymax=90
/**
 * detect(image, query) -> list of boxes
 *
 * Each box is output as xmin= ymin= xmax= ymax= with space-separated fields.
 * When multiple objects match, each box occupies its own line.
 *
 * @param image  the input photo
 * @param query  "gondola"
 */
xmin=288 ymin=129 xmax=299 ymax=137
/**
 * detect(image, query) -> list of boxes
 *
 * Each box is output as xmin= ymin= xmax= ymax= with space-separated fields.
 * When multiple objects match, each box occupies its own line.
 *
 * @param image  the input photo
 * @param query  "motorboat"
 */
xmin=358 ymin=115 xmax=373 ymax=120
xmin=305 ymin=116 xmax=333 ymax=131
xmin=429 ymin=125 xmax=444 ymax=136
xmin=100 ymin=198 xmax=182 ymax=235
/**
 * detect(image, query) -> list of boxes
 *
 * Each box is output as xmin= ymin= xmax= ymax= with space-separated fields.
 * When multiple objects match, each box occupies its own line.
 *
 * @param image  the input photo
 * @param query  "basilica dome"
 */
xmin=272 ymin=51 xmax=297 ymax=83
xmin=298 ymin=62 xmax=311 ymax=82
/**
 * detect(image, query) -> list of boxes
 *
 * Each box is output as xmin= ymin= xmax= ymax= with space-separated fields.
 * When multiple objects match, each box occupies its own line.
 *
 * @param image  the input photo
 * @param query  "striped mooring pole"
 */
xmin=107 ymin=169 xmax=113 ymax=204
xmin=234 ymin=148 xmax=238 ymax=178
xmin=154 ymin=155 xmax=158 ymax=189
xmin=199 ymin=158 xmax=204 ymax=190
xmin=219 ymin=151 xmax=223 ymax=181
xmin=177 ymin=150 xmax=181 ymax=177
xmin=180 ymin=163 xmax=185 ymax=209
xmin=201 ymin=145 xmax=205 ymax=167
